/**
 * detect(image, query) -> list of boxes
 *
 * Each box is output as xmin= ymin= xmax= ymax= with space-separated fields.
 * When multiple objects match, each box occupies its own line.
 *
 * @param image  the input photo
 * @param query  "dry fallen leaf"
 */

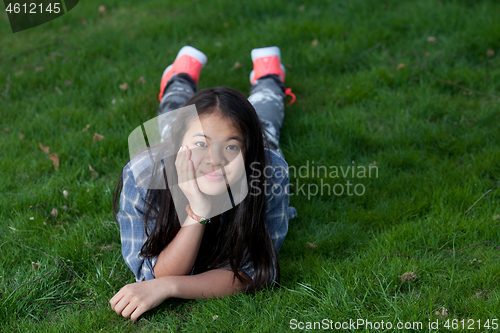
xmin=427 ymin=36 xmax=437 ymax=43
xmin=306 ymin=242 xmax=316 ymax=249
xmin=400 ymin=271 xmax=417 ymax=282
xmin=49 ymin=153 xmax=60 ymax=170
xmin=89 ymin=164 xmax=99 ymax=178
xmin=311 ymin=39 xmax=318 ymax=47
xmin=32 ymin=262 xmax=39 ymax=270
xmin=487 ymin=49 xmax=495 ymax=58
xmin=55 ymin=86 xmax=63 ymax=95
xmin=19 ymin=133 xmax=25 ymax=140
xmin=119 ymin=82 xmax=128 ymax=91
xmin=82 ymin=124 xmax=90 ymax=132
xmin=93 ymin=133 xmax=105 ymax=142
xmin=98 ymin=5 xmax=106 ymax=14
xmin=232 ymin=61 xmax=241 ymax=69
xmin=136 ymin=76 xmax=146 ymax=84
xmin=51 ymin=208 xmax=58 ymax=218
xmin=38 ymin=143 xmax=50 ymax=154
xmin=100 ymin=244 xmax=114 ymax=251
xmin=396 ymin=63 xmax=405 ymax=71
xmin=435 ymin=307 xmax=448 ymax=318
xmin=212 ymin=315 xmax=219 ymax=321
xmin=472 ymin=290 xmax=489 ymax=300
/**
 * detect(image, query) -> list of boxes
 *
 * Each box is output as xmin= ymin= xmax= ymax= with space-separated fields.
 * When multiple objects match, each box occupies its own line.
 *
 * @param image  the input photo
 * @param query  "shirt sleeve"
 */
xmin=116 ymin=162 xmax=158 ymax=282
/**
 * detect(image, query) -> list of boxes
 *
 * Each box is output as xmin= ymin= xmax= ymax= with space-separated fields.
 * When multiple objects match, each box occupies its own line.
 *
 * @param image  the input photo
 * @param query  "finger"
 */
xmin=181 ymin=146 xmax=190 ymax=174
xmin=176 ymin=146 xmax=187 ymax=182
xmin=186 ymin=147 xmax=200 ymax=182
xmin=109 ymin=291 xmax=124 ymax=310
xmin=187 ymin=160 xmax=203 ymax=194
xmin=185 ymin=160 xmax=196 ymax=193
xmin=121 ymin=302 xmax=139 ymax=319
xmin=114 ymin=296 xmax=131 ymax=316
xmin=180 ymin=146 xmax=192 ymax=184
xmin=175 ymin=145 xmax=187 ymax=164
xmin=130 ymin=305 xmax=147 ymax=322
xmin=187 ymin=159 xmax=195 ymax=182
xmin=180 ymin=145 xmax=188 ymax=165
xmin=175 ymin=145 xmax=184 ymax=166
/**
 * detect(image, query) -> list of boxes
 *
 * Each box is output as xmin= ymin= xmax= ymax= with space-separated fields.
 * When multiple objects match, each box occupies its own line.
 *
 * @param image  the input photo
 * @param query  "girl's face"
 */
xmin=180 ymin=111 xmax=246 ymax=197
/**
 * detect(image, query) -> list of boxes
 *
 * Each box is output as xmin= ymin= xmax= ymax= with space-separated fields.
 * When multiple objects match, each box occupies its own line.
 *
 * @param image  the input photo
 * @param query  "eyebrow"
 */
xmin=192 ymin=133 xmax=244 ymax=144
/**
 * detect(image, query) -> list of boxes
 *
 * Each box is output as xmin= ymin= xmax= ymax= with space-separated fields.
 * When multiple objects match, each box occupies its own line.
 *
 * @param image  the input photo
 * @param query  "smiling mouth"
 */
xmin=202 ymin=171 xmax=226 ymax=181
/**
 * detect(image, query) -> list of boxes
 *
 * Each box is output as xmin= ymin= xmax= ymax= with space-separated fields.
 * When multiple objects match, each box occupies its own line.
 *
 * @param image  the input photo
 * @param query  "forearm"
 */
xmin=110 ymin=269 xmax=250 ymax=322
xmin=168 ymin=269 xmax=250 ymax=299
xmin=153 ymin=215 xmax=205 ymax=277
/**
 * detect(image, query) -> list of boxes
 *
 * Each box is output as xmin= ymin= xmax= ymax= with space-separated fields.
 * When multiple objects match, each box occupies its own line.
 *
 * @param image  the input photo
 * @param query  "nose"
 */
xmin=206 ymin=143 xmax=228 ymax=171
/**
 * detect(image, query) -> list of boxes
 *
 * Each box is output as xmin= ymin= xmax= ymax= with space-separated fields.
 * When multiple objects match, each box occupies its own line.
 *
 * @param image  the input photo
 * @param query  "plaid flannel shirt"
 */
xmin=116 ymin=148 xmax=298 ymax=282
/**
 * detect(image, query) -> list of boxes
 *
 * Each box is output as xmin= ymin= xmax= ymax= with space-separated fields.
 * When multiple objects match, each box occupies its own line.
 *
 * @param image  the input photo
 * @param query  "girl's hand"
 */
xmin=175 ymin=145 xmax=212 ymax=219
xmin=109 ymin=278 xmax=172 ymax=322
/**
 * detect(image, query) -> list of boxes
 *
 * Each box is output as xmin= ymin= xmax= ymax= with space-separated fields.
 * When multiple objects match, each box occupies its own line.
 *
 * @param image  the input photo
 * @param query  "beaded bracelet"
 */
xmin=185 ymin=204 xmax=211 ymax=224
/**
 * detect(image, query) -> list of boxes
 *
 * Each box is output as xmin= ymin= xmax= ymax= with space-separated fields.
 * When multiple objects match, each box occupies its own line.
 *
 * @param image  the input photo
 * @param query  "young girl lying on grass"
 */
xmin=109 ymin=46 xmax=297 ymax=321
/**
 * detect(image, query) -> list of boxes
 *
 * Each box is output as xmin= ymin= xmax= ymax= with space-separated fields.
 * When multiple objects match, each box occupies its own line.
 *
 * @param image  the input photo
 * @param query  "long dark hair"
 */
xmin=113 ymin=87 xmax=279 ymax=293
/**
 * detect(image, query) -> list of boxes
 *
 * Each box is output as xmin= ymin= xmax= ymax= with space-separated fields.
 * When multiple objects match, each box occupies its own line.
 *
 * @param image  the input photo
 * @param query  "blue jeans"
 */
xmin=158 ymin=73 xmax=287 ymax=159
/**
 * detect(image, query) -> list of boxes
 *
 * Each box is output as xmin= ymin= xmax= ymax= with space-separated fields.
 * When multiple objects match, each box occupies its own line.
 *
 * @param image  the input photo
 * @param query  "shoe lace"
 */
xmin=285 ymin=88 xmax=296 ymax=106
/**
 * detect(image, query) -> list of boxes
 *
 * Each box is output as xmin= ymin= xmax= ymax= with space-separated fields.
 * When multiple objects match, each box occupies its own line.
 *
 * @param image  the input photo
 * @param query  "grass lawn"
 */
xmin=1 ymin=0 xmax=500 ymax=331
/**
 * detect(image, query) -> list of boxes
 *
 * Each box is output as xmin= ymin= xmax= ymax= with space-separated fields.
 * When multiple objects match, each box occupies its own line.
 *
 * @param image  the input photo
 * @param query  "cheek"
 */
xmin=227 ymin=157 xmax=246 ymax=178
xmin=190 ymin=151 xmax=206 ymax=171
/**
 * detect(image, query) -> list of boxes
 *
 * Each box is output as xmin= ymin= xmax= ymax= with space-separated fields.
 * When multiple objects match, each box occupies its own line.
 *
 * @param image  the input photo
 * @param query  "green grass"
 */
xmin=1 ymin=0 xmax=500 ymax=331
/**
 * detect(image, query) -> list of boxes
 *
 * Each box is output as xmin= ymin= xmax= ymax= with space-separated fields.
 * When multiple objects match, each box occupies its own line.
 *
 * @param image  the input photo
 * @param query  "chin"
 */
xmin=199 ymin=187 xmax=228 ymax=196
xmin=198 ymin=180 xmax=229 ymax=196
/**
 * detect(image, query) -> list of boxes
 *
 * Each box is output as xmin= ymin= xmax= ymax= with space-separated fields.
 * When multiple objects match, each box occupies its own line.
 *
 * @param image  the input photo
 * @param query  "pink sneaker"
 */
xmin=249 ymin=46 xmax=286 ymax=85
xmin=158 ymin=46 xmax=207 ymax=101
